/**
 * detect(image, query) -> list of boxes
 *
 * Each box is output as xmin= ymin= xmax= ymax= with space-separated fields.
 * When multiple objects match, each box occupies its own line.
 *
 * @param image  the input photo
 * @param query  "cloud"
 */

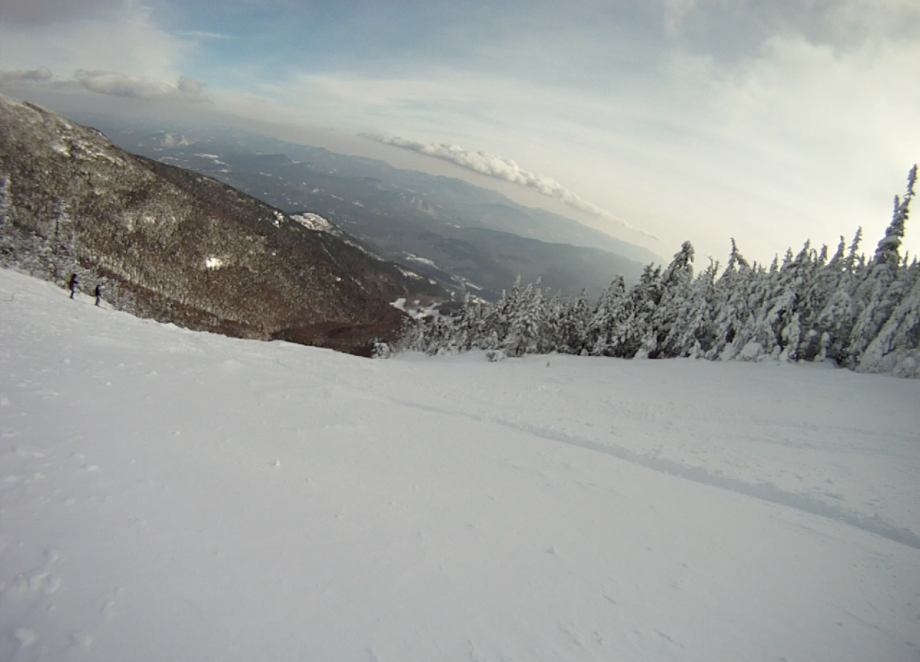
xmin=2 ymin=0 xmax=915 ymax=262
xmin=0 ymin=67 xmax=208 ymax=103
xmin=0 ymin=0 xmax=121 ymax=26
xmin=0 ymin=1 xmax=193 ymax=85
xmin=176 ymin=30 xmax=234 ymax=41
xmin=177 ymin=76 xmax=206 ymax=96
xmin=75 ymin=70 xmax=207 ymax=101
xmin=362 ymin=133 xmax=657 ymax=239
xmin=0 ymin=67 xmax=53 ymax=83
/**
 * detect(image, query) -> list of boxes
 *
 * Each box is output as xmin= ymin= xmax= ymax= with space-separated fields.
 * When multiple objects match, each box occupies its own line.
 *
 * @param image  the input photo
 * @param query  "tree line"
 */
xmin=391 ymin=166 xmax=919 ymax=378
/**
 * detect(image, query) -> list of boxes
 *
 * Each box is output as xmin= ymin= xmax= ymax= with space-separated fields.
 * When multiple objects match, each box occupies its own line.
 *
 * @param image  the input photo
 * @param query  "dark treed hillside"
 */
xmin=395 ymin=167 xmax=919 ymax=378
xmin=60 ymin=111 xmax=654 ymax=300
xmin=0 ymin=95 xmax=449 ymax=354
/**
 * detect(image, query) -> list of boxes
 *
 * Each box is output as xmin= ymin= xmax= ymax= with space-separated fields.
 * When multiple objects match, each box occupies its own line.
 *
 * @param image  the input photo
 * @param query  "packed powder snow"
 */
xmin=1 ymin=268 xmax=919 ymax=661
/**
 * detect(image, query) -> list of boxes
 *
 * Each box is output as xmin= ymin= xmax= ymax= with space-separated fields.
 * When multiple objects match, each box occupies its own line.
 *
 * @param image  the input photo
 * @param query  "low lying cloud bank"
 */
xmin=0 ymin=67 xmax=207 ymax=102
xmin=0 ymin=67 xmax=53 ymax=83
xmin=362 ymin=132 xmax=656 ymax=238
xmin=0 ymin=0 xmax=122 ymax=27
xmin=75 ymin=70 xmax=206 ymax=100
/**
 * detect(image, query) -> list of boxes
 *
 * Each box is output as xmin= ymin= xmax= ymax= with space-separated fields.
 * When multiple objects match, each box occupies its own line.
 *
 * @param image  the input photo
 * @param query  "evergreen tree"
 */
xmin=859 ymin=261 xmax=920 ymax=376
xmin=664 ymin=258 xmax=717 ymax=358
xmin=847 ymin=167 xmax=916 ymax=366
xmin=550 ymin=289 xmax=591 ymax=355
xmin=874 ymin=165 xmax=916 ymax=268
xmin=391 ymin=166 xmax=918 ymax=378
xmin=707 ymin=240 xmax=753 ymax=360
xmin=652 ymin=241 xmax=696 ymax=358
xmin=587 ymin=277 xmax=629 ymax=356
xmin=817 ymin=228 xmax=864 ymax=365
xmin=619 ymin=264 xmax=663 ymax=358
xmin=503 ymin=280 xmax=546 ymax=356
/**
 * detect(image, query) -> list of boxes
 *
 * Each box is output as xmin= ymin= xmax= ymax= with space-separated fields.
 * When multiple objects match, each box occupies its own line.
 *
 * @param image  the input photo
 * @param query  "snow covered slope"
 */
xmin=1 ymin=268 xmax=919 ymax=662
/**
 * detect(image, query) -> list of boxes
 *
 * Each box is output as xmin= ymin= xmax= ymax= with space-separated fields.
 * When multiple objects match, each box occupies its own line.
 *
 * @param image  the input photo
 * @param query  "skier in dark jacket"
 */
xmin=94 ymin=284 xmax=102 ymax=307
xmin=68 ymin=273 xmax=78 ymax=299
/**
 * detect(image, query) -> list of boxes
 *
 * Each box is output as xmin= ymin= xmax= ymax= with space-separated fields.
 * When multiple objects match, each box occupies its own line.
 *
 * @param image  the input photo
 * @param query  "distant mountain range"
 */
xmin=0 ymin=95 xmax=447 ymax=354
xmin=64 ymin=112 xmax=659 ymax=300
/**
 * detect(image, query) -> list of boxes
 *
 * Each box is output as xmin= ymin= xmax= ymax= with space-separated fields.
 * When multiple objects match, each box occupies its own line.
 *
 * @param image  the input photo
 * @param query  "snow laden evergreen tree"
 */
xmin=859 ymin=259 xmax=920 ymax=377
xmin=816 ymin=228 xmax=864 ymax=365
xmin=617 ymin=264 xmax=663 ymax=359
xmin=648 ymin=241 xmax=701 ymax=358
xmin=546 ymin=289 xmax=591 ymax=355
xmin=490 ymin=277 xmax=523 ymax=352
xmin=707 ymin=239 xmax=753 ymax=360
xmin=768 ymin=242 xmax=818 ymax=362
xmin=847 ymin=165 xmax=916 ymax=368
xmin=807 ymin=237 xmax=847 ymax=361
xmin=502 ymin=280 xmax=546 ymax=357
xmin=586 ymin=276 xmax=629 ymax=356
xmin=393 ymin=166 xmax=918 ymax=378
xmin=665 ymin=257 xmax=718 ymax=358
xmin=728 ymin=254 xmax=781 ymax=361
xmin=787 ymin=242 xmax=828 ymax=361
xmin=453 ymin=298 xmax=489 ymax=352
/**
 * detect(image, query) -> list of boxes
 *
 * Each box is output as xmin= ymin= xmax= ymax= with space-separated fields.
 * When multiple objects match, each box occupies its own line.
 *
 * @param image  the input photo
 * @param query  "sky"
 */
xmin=0 ymin=0 xmax=918 ymax=265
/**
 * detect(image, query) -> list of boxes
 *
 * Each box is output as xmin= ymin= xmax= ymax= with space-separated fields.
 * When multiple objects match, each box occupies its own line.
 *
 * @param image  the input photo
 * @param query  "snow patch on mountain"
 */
xmin=403 ymin=252 xmax=438 ymax=268
xmin=290 ymin=212 xmax=342 ymax=235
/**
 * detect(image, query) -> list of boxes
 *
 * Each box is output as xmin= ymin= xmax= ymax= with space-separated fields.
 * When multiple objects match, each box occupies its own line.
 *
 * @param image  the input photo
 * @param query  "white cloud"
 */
xmin=74 ymin=70 xmax=206 ymax=101
xmin=0 ymin=68 xmax=53 ymax=83
xmin=362 ymin=132 xmax=657 ymax=238
xmin=0 ymin=1 xmax=193 ymax=82
xmin=0 ymin=0 xmax=122 ymax=26
xmin=662 ymin=33 xmax=920 ymax=260
xmin=177 ymin=76 xmax=206 ymax=96
xmin=2 ymin=0 xmax=916 ymax=264
xmin=176 ymin=30 xmax=233 ymax=41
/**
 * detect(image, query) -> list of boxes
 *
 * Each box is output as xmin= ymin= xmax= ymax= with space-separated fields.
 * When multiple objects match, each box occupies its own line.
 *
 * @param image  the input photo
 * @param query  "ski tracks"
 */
xmin=383 ymin=394 xmax=920 ymax=551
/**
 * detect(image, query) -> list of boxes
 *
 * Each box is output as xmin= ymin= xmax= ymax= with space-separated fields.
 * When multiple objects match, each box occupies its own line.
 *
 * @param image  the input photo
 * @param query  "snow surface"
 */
xmin=1 ymin=267 xmax=919 ymax=662
xmin=204 ymin=257 xmax=224 ymax=270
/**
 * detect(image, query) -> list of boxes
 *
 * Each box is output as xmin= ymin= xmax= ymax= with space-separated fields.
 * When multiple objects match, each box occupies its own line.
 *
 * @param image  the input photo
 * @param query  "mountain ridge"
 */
xmin=61 ymin=112 xmax=659 ymax=298
xmin=0 ymin=95 xmax=446 ymax=354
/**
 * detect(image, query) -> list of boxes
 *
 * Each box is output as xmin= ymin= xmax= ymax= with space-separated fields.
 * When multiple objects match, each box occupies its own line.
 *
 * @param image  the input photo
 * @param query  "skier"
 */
xmin=94 ymin=284 xmax=102 ymax=307
xmin=68 ymin=273 xmax=78 ymax=299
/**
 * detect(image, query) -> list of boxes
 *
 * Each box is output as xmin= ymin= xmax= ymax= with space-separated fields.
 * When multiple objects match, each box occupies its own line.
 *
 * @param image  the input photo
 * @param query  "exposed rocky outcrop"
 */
xmin=0 ymin=95 xmax=446 ymax=353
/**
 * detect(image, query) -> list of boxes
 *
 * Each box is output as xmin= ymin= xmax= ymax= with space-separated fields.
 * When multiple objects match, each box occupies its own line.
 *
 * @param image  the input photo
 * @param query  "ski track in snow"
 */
xmin=382 ymin=396 xmax=920 ymax=550
xmin=2 ymin=268 xmax=920 ymax=662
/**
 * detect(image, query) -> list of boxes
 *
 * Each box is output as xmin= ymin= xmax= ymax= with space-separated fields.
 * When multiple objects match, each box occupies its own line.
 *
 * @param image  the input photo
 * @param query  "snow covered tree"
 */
xmin=874 ymin=165 xmax=915 ymax=269
xmin=651 ymin=241 xmax=698 ymax=358
xmin=847 ymin=167 xmax=917 ymax=367
xmin=858 ymin=260 xmax=920 ymax=377
xmin=547 ymin=289 xmax=591 ymax=355
xmin=816 ymin=228 xmax=865 ymax=365
xmin=707 ymin=240 xmax=754 ymax=360
xmin=616 ymin=264 xmax=662 ymax=358
xmin=586 ymin=277 xmax=629 ymax=356
xmin=502 ymin=280 xmax=546 ymax=357
xmin=392 ymin=167 xmax=918 ymax=378
xmin=663 ymin=257 xmax=718 ymax=358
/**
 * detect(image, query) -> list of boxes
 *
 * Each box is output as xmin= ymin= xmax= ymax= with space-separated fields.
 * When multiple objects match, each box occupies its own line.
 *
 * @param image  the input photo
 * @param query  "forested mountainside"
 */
xmin=62 ymin=111 xmax=654 ymax=300
xmin=0 ymin=95 xmax=448 ymax=354
xmin=397 ymin=167 xmax=920 ymax=378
